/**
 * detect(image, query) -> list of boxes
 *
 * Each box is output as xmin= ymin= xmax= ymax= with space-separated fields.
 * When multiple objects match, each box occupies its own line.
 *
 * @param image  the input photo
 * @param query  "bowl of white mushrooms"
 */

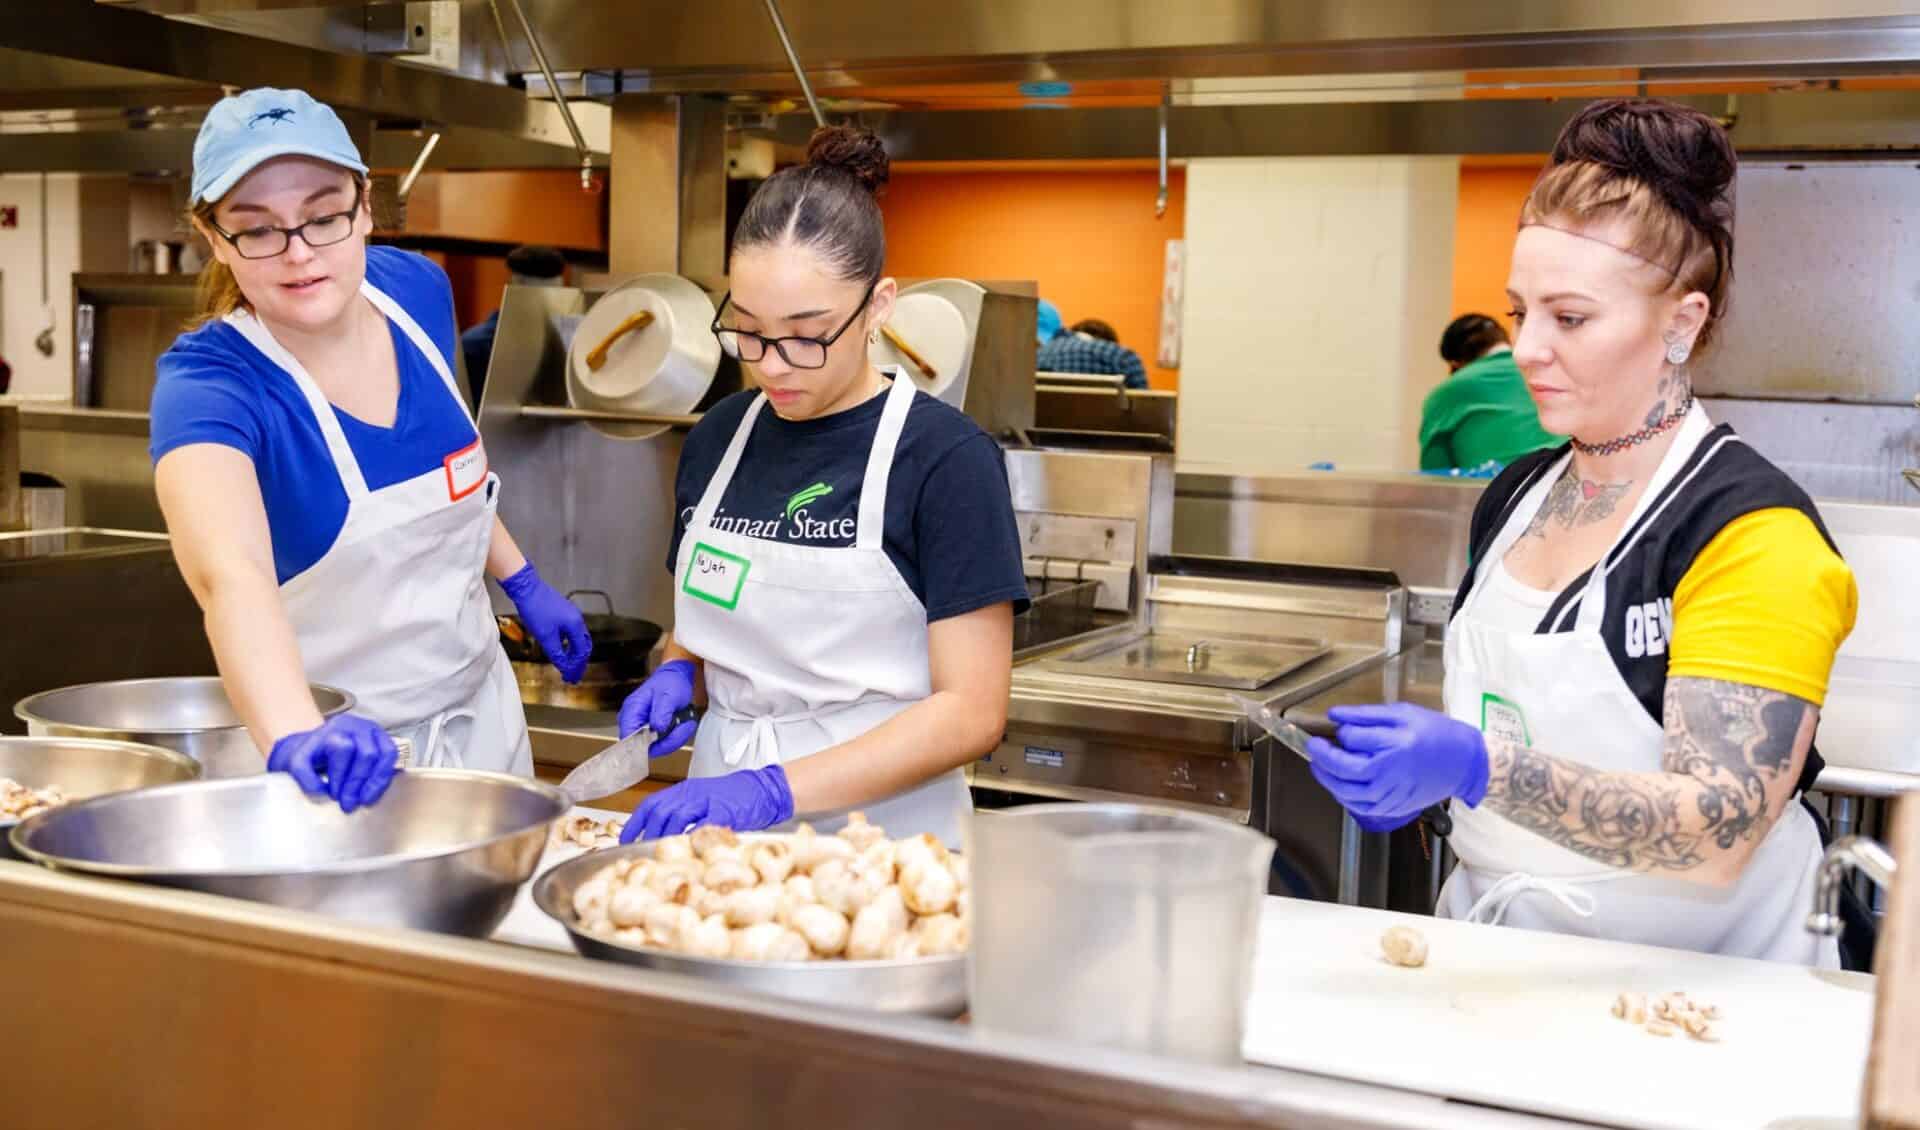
xmin=1 ymin=736 xmax=202 ymax=860
xmin=531 ymin=814 xmax=969 ymax=1015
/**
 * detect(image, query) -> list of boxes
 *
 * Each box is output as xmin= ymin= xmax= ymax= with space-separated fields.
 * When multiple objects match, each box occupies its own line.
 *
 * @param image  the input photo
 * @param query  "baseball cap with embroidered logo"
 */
xmin=190 ymin=87 xmax=369 ymax=207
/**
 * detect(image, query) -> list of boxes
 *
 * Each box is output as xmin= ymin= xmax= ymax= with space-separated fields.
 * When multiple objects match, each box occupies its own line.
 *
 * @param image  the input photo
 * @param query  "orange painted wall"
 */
xmin=1449 ymin=160 xmax=1543 ymax=344
xmin=879 ymin=166 xmax=1185 ymax=389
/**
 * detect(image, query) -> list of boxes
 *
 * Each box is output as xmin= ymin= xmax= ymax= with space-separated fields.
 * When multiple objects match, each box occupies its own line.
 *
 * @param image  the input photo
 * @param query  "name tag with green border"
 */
xmin=1481 ymin=692 xmax=1531 ymax=746
xmin=684 ymin=542 xmax=750 ymax=610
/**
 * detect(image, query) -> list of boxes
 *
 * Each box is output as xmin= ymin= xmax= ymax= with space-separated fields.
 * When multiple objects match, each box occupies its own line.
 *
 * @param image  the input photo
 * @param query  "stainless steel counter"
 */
xmin=0 ymin=526 xmax=216 ymax=736
xmin=0 ymin=858 xmax=1589 ymax=1130
xmin=1283 ymin=640 xmax=1447 ymax=738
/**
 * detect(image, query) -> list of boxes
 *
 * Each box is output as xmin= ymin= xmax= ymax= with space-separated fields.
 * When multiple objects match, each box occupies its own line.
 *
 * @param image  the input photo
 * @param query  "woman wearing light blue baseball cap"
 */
xmin=149 ymin=87 xmax=593 ymax=810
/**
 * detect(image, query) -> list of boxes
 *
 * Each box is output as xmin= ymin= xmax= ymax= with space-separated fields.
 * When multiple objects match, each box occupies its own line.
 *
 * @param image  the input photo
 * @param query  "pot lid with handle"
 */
xmin=869 ymin=279 xmax=984 ymax=406
xmin=566 ymin=274 xmax=721 ymax=440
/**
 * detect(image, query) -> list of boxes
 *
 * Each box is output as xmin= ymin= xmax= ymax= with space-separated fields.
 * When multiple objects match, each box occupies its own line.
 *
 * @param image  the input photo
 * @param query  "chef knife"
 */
xmin=1228 ymin=693 xmax=1451 ymax=836
xmin=1228 ymin=693 xmax=1315 ymax=763
xmin=558 ymin=706 xmax=697 ymax=805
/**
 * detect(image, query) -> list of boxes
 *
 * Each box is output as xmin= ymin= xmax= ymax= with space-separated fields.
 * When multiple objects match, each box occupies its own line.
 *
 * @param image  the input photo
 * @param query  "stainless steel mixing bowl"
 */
xmin=533 ymin=840 xmax=969 ymax=1016
xmin=15 ymin=676 xmax=353 ymax=779
xmin=9 ymin=769 xmax=567 ymax=937
xmin=0 ymin=736 xmax=203 ymax=861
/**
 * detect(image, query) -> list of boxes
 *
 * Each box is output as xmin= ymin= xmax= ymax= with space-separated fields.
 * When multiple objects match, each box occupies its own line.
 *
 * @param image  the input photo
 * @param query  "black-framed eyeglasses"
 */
xmin=710 ymin=281 xmax=875 ymax=370
xmin=205 ymin=182 xmax=364 ymax=261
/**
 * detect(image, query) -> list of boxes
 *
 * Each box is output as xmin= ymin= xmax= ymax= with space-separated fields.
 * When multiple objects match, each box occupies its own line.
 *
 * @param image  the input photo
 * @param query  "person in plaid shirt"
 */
xmin=1037 ymin=317 xmax=1149 ymax=389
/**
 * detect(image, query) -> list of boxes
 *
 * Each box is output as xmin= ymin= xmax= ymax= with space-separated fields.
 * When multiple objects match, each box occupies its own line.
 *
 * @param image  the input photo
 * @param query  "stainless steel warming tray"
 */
xmin=1046 ymin=629 xmax=1330 ymax=690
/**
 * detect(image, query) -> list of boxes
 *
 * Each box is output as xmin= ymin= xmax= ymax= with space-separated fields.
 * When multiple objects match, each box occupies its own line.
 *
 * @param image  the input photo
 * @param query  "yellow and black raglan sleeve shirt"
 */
xmin=1668 ymin=508 xmax=1857 ymax=707
xmin=1454 ymin=426 xmax=1857 ymax=790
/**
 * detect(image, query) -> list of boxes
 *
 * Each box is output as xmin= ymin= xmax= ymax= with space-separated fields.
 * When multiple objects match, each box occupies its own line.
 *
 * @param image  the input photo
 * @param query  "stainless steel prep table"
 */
xmin=0 ymin=527 xmax=217 ymax=736
xmin=0 ymin=857 xmax=1601 ymax=1130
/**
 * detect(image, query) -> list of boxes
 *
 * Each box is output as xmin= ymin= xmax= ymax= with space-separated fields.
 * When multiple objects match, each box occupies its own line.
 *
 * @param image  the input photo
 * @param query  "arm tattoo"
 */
xmin=1519 ymin=466 xmax=1635 ymax=541
xmin=1480 ymin=677 xmax=1813 ymax=876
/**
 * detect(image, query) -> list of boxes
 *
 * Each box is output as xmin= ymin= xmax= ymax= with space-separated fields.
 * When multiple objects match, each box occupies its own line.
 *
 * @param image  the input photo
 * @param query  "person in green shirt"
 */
xmin=1419 ymin=313 xmax=1565 ymax=472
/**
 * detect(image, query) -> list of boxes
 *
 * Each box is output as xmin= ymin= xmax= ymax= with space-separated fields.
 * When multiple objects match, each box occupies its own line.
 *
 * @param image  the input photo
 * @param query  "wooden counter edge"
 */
xmin=1867 ymin=795 xmax=1918 ymax=1130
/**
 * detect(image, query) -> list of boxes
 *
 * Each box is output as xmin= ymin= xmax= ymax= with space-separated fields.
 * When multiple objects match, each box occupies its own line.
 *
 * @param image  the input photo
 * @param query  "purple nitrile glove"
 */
xmin=616 ymin=659 xmax=698 ymax=759
xmin=267 ymin=713 xmax=400 ymax=813
xmin=1304 ymin=702 xmax=1490 ymax=824
xmin=1350 ymin=809 xmax=1420 ymax=834
xmin=499 ymin=563 xmax=593 ymax=684
xmin=619 ymin=765 xmax=794 ymax=843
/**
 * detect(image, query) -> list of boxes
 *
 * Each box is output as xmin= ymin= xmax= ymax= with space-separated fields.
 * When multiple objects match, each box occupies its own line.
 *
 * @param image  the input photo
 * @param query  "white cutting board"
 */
xmin=490 ymin=806 xmax=627 ymax=953
xmin=1241 ymin=898 xmax=1875 ymax=1130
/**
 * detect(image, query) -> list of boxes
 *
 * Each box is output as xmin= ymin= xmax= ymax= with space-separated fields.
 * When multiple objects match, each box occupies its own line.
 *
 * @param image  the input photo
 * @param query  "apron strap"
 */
xmin=223 ymin=308 xmax=370 ymax=500
xmin=856 ymin=368 xmax=916 ymax=552
xmin=1561 ymin=403 xmax=1717 ymax=634
xmin=359 ymin=279 xmax=477 ymax=429
xmin=1457 ymin=450 xmax=1571 ymax=621
xmin=691 ymin=393 xmax=769 ymax=529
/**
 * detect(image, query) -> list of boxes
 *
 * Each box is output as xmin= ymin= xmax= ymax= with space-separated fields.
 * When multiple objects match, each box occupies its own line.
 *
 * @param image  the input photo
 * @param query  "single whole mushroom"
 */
xmin=1379 ymin=925 xmax=1428 ymax=968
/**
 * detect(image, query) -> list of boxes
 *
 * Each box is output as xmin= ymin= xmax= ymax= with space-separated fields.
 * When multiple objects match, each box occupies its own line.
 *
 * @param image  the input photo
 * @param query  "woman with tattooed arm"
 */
xmin=1307 ymin=99 xmax=1857 ymax=966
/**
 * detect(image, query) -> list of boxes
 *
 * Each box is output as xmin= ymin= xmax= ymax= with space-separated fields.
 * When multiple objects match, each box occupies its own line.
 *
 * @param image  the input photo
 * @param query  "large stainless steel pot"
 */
xmin=15 ymin=676 xmax=352 ymax=779
xmin=533 ymin=840 xmax=968 ymax=1016
xmin=499 ymin=589 xmax=662 ymax=710
xmin=10 ymin=769 xmax=567 ymax=937
xmin=0 ymin=736 xmax=201 ymax=860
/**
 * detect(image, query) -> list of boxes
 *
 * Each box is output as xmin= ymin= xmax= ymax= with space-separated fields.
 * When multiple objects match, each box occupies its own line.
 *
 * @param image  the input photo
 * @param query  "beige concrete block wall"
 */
xmin=0 ymin=173 xmax=85 ymax=401
xmin=0 ymin=174 xmax=133 ymax=403
xmin=1176 ymin=156 xmax=1459 ymax=475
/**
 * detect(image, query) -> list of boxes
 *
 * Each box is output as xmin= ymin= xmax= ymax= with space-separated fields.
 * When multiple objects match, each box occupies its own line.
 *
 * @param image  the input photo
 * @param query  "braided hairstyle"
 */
xmin=1520 ymin=99 xmax=1737 ymax=349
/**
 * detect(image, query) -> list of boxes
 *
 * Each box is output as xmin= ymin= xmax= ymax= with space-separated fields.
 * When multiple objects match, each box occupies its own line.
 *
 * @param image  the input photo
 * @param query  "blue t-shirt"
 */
xmin=668 ymin=386 xmax=1030 ymax=622
xmin=149 ymin=246 xmax=479 ymax=584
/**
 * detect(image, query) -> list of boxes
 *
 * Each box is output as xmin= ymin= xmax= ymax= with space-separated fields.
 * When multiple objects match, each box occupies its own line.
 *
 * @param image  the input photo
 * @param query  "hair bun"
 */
xmin=1550 ymin=98 xmax=1734 ymax=216
xmin=805 ymin=124 xmax=889 ymax=196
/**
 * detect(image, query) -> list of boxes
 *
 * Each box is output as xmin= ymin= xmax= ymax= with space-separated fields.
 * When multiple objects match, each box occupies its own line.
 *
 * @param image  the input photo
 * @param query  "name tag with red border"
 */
xmin=444 ymin=439 xmax=487 ymax=501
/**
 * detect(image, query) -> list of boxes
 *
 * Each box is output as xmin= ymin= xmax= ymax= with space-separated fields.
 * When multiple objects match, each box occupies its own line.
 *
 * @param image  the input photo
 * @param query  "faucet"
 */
xmin=1806 ymin=835 xmax=1899 ymax=938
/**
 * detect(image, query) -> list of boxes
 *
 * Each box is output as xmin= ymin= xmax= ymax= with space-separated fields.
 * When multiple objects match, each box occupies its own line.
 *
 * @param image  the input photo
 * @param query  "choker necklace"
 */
xmin=1571 ymin=393 xmax=1693 ymax=457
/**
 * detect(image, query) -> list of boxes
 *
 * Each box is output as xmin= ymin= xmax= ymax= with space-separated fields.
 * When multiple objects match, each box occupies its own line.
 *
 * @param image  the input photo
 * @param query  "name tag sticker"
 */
xmin=443 ymin=439 xmax=487 ymax=502
xmin=684 ymin=542 xmax=751 ymax=610
xmin=1481 ymin=692 xmax=1531 ymax=746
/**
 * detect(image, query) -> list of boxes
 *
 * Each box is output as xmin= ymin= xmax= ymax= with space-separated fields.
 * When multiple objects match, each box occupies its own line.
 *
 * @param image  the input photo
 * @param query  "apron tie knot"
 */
xmin=723 ymin=714 xmax=783 ymax=769
xmin=1464 ymin=871 xmax=1601 ymax=927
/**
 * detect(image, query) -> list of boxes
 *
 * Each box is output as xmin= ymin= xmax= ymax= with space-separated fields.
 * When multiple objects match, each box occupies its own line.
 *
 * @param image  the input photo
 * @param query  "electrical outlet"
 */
xmin=1407 ymin=588 xmax=1454 ymax=626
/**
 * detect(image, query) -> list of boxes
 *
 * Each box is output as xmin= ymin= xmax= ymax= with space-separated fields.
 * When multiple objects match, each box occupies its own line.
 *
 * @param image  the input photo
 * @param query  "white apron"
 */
xmin=223 ymin=281 xmax=532 ymax=775
xmin=672 ymin=371 xmax=969 ymax=846
xmin=1438 ymin=404 xmax=1836 ymax=966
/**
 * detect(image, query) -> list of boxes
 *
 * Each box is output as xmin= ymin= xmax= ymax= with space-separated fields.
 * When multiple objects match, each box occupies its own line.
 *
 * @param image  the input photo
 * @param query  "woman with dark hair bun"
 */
xmin=612 ymin=125 xmax=1028 ymax=847
xmin=1308 ymin=99 xmax=1860 ymax=966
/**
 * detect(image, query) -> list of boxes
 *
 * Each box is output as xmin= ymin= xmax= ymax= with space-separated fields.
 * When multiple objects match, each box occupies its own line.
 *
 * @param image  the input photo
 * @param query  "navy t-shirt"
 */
xmin=668 ymin=383 xmax=1030 ymax=622
xmin=149 ymin=246 xmax=479 ymax=584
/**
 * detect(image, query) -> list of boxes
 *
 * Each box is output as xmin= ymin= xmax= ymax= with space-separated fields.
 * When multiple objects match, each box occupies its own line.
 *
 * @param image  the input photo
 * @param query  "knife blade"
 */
xmin=558 ymin=706 xmax=697 ymax=805
xmin=1232 ymin=694 xmax=1453 ymax=837
xmin=1229 ymin=693 xmax=1315 ymax=763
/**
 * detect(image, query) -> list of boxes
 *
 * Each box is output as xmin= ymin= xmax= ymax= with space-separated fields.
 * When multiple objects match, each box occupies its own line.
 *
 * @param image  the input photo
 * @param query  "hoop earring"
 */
xmin=1666 ymin=341 xmax=1691 ymax=366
